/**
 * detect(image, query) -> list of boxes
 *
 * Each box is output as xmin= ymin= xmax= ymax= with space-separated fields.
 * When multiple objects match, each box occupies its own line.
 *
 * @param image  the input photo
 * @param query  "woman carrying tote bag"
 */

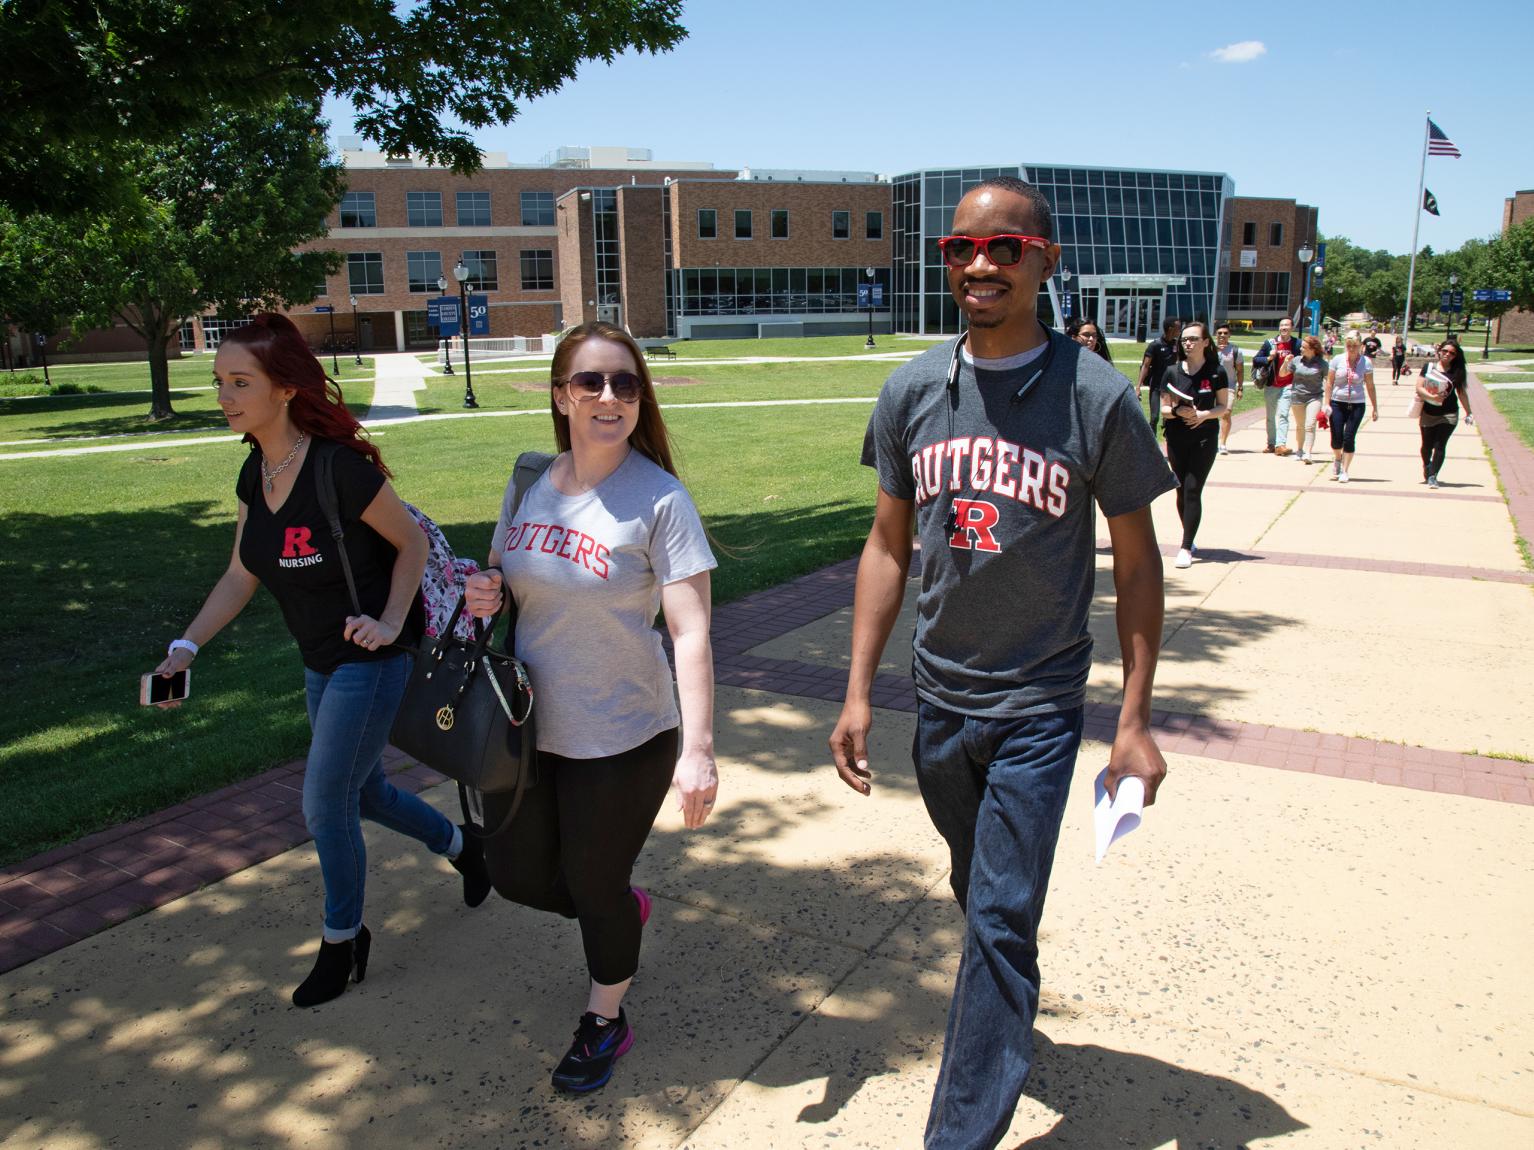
xmin=463 ymin=321 xmax=718 ymax=1095
xmin=152 ymin=314 xmax=491 ymax=1008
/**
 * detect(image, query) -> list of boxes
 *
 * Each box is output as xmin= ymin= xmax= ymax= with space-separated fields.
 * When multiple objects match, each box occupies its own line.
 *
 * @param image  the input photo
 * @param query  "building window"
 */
xmin=520 ymin=191 xmax=555 ymax=227
xmin=866 ymin=211 xmax=883 ymax=240
xmin=1270 ymin=222 xmax=1284 ymax=247
xmin=735 ymin=209 xmax=752 ymax=239
xmin=403 ymin=310 xmax=435 ymax=348
xmin=698 ymin=208 xmax=717 ymax=239
xmin=456 ymin=191 xmax=491 ymax=227
xmin=1226 ymin=271 xmax=1292 ymax=311
xmin=347 ymin=252 xmax=385 ymax=295
xmin=772 ymin=209 xmax=789 ymax=239
xmin=406 ymin=191 xmax=442 ymax=227
xmin=520 ymin=248 xmax=554 ymax=291
xmin=461 ymin=249 xmax=499 ymax=291
xmin=406 ymin=251 xmax=443 ymax=293
xmin=832 ymin=211 xmax=850 ymax=240
xmin=339 ymin=192 xmax=376 ymax=228
xmin=1241 ymin=221 xmax=1256 ymax=246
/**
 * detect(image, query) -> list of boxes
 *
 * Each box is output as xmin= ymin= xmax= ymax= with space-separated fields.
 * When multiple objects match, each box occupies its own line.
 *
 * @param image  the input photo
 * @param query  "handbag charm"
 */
xmin=435 ymin=704 xmax=455 ymax=731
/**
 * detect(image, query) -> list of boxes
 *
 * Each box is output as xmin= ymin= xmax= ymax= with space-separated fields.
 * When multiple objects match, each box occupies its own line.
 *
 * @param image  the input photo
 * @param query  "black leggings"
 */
xmin=1330 ymin=401 xmax=1366 ymax=453
xmin=483 ymin=727 xmax=677 ymax=985
xmin=1392 ymin=360 xmax=1405 ymax=383
xmin=1420 ymin=420 xmax=1457 ymax=480
xmin=1165 ymin=430 xmax=1219 ymax=550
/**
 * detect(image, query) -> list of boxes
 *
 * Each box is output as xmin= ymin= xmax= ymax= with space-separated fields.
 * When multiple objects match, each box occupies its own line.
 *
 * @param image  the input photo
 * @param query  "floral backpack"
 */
xmin=312 ymin=440 xmax=479 ymax=644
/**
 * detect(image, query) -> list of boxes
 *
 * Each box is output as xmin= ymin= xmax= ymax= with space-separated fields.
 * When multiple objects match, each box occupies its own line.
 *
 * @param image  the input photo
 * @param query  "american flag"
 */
xmin=1427 ymin=119 xmax=1462 ymax=158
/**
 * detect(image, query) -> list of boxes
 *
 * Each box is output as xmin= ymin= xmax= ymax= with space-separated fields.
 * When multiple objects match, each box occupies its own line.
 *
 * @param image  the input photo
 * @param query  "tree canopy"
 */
xmin=1 ymin=97 xmax=345 ymax=418
xmin=1 ymin=0 xmax=686 ymax=212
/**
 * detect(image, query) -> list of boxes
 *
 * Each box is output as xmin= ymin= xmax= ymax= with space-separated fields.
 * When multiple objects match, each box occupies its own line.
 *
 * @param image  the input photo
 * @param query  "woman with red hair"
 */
xmin=152 ymin=314 xmax=491 ymax=1007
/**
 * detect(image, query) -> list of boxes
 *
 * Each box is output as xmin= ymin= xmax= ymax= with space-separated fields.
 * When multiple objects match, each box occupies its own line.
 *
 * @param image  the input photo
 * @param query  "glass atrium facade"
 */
xmin=893 ymin=164 xmax=1233 ymax=339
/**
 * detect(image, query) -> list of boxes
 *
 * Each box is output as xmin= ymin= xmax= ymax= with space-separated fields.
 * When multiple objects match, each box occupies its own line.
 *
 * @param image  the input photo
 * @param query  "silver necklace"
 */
xmin=262 ymin=433 xmax=307 ymax=493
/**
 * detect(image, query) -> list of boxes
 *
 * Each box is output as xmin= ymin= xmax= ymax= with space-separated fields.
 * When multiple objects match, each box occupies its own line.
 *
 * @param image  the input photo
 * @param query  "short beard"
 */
xmin=965 ymin=311 xmax=1004 ymax=329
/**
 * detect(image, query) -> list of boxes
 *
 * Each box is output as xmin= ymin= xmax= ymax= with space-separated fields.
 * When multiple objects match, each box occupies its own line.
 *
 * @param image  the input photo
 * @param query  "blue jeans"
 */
xmin=914 ymin=700 xmax=1084 ymax=1150
xmin=303 ymin=654 xmax=455 ymax=938
xmin=1263 ymin=383 xmax=1292 ymax=448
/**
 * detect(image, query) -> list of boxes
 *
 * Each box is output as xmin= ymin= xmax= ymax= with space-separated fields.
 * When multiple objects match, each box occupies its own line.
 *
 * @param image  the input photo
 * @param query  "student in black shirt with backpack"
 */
xmin=1138 ymin=316 xmax=1183 ymax=433
xmin=152 ymin=314 xmax=491 ymax=1008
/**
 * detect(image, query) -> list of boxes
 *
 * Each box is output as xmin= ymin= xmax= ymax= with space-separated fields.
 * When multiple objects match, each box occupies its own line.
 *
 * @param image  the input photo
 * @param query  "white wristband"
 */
xmin=168 ymin=638 xmax=200 ymax=658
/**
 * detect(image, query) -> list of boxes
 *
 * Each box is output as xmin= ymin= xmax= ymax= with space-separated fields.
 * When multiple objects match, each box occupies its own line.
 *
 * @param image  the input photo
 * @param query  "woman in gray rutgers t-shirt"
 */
xmin=463 ymin=322 xmax=717 ymax=1095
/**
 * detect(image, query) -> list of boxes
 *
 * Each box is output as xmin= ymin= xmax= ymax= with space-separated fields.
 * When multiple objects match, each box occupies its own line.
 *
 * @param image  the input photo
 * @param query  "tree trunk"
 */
xmin=145 ymin=308 xmax=175 ymax=421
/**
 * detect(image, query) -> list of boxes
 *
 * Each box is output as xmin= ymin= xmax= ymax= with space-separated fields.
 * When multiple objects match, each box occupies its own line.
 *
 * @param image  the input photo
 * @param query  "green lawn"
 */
xmin=0 ymin=359 xmax=376 ymax=444
xmin=1490 ymin=390 xmax=1534 ymax=453
xmin=0 ymin=400 xmax=879 ymax=864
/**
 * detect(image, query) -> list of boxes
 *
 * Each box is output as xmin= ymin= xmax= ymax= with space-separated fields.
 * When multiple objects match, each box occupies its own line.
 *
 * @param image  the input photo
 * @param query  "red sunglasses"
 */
xmin=938 ymin=234 xmax=1050 ymax=268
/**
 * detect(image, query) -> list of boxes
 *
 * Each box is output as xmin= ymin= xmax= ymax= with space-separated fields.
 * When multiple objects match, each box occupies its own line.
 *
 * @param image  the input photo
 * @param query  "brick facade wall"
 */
xmin=557 ymin=188 xmax=597 ymax=331
xmin=1495 ymin=191 xmax=1534 ymax=346
xmin=1225 ymin=197 xmax=1319 ymax=320
xmin=616 ymin=186 xmax=668 ymax=339
xmin=670 ymin=181 xmax=892 ymax=270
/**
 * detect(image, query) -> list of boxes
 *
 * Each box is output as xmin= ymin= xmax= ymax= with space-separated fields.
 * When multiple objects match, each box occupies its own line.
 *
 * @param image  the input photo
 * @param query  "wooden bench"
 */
xmin=645 ymin=345 xmax=676 ymax=361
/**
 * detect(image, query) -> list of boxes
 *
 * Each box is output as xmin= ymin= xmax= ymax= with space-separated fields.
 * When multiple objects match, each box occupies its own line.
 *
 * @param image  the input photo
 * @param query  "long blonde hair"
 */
xmin=549 ymin=322 xmax=677 ymax=477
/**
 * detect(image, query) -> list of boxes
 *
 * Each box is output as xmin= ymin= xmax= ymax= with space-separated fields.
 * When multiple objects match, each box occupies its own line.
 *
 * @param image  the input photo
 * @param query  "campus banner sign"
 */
xmin=467 ymin=294 xmax=490 ymax=336
xmin=429 ymin=296 xmax=460 ymax=336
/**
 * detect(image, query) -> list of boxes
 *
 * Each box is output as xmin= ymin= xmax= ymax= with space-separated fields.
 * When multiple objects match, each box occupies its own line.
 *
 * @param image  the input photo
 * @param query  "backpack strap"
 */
xmin=312 ymin=439 xmax=364 ymax=619
xmin=503 ymin=450 xmax=555 ymax=631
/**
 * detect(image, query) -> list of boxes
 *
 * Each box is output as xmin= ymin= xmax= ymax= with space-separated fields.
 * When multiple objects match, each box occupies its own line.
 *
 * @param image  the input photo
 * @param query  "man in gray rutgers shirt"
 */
xmin=829 ymin=177 xmax=1176 ymax=1150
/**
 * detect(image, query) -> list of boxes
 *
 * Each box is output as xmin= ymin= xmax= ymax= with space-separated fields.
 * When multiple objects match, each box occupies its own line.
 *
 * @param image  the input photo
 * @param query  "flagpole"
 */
xmin=1402 ymin=112 xmax=1431 ymax=343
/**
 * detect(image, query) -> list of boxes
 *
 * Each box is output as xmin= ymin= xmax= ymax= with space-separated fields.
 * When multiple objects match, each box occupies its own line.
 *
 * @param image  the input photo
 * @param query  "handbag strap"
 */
xmin=455 ymin=452 xmax=552 ymax=841
xmin=312 ymin=439 xmax=365 ymax=619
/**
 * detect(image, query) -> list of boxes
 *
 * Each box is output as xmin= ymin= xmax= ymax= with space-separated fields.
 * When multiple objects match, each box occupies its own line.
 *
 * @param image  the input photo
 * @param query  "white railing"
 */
xmin=438 ymin=334 xmax=556 ymax=367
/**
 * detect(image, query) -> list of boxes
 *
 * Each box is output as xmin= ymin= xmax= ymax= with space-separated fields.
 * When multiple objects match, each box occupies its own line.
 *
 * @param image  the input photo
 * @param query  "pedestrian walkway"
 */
xmin=1 ymin=368 xmax=1531 ymax=1148
xmin=365 ymin=351 xmax=430 ymax=421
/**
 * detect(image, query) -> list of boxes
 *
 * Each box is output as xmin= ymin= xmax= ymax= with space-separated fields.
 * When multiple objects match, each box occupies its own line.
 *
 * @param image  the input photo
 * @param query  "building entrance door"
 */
xmin=1104 ymin=292 xmax=1135 ymax=338
xmin=1136 ymin=297 xmax=1161 ymax=343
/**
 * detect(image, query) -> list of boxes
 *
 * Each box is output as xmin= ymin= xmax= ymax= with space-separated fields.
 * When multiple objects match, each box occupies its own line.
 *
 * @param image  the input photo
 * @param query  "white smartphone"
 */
xmin=140 ymin=669 xmax=191 ymax=706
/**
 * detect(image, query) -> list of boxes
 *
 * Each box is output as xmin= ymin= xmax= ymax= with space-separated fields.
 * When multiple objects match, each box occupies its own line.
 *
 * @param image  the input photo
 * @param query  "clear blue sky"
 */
xmin=326 ymin=0 xmax=1532 ymax=255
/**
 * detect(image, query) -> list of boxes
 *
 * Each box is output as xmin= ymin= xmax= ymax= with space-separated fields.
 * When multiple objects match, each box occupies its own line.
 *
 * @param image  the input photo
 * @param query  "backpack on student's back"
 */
xmin=311 ymin=439 xmax=479 ymax=645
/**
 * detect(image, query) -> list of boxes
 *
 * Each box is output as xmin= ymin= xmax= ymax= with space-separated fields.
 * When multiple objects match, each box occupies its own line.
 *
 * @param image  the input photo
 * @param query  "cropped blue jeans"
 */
xmin=302 ymin=653 xmax=456 ymax=939
xmin=913 ymin=700 xmax=1084 ymax=1150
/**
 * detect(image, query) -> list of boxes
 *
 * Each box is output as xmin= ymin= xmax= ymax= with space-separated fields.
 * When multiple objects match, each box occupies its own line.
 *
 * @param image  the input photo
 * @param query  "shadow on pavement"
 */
xmin=1015 ymin=1032 xmax=1306 ymax=1148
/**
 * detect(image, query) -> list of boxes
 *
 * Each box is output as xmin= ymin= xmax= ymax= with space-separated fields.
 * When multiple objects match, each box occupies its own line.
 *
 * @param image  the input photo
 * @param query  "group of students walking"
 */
xmin=1120 ymin=316 xmax=1477 ymax=564
xmin=156 ymin=315 xmax=717 ymax=1094
xmin=148 ymin=176 xmax=1481 ymax=1146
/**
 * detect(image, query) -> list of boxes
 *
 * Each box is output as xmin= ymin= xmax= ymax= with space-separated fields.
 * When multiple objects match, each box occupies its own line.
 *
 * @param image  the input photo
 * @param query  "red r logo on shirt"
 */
xmin=949 ymin=499 xmax=1002 ymax=553
xmin=282 ymin=527 xmax=319 ymax=558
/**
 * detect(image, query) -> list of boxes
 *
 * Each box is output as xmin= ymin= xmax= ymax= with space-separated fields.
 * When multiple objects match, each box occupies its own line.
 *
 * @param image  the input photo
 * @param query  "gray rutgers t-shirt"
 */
xmin=862 ymin=329 xmax=1176 ymax=717
xmin=495 ymin=449 xmax=716 ymax=758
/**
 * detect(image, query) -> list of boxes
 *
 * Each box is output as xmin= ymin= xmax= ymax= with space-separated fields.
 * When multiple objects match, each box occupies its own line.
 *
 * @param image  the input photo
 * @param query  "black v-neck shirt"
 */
xmin=236 ymin=441 xmax=423 ymax=673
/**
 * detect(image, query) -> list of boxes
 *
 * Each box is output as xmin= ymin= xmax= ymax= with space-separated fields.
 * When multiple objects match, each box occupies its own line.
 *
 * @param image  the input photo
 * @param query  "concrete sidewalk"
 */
xmin=2 ymin=374 xmax=1532 ymax=1149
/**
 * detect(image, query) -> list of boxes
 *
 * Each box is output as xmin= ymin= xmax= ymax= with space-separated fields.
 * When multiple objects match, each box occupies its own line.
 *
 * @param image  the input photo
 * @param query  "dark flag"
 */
xmin=1427 ymin=120 xmax=1462 ymax=158
xmin=1423 ymin=188 xmax=1440 ymax=216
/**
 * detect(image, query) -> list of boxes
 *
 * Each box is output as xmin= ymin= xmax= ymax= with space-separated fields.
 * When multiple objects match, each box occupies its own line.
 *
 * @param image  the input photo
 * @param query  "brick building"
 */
xmin=1493 ymin=190 xmax=1534 ymax=346
xmin=1222 ymin=197 xmax=1320 ymax=326
xmin=14 ymin=144 xmax=1326 ymax=361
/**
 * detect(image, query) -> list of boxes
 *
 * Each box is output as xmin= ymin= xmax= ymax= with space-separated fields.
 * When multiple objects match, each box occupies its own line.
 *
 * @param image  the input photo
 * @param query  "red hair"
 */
xmin=221 ymin=314 xmax=389 ymax=476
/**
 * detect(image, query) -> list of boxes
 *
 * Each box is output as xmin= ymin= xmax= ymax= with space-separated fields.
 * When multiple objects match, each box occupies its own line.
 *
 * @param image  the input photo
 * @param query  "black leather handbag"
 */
xmin=389 ymin=594 xmax=536 ymax=837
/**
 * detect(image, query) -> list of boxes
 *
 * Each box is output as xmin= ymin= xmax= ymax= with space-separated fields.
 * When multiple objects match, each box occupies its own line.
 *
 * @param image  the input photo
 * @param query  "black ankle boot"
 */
xmin=450 ymin=825 xmax=492 ymax=908
xmin=292 ymin=924 xmax=371 ymax=1007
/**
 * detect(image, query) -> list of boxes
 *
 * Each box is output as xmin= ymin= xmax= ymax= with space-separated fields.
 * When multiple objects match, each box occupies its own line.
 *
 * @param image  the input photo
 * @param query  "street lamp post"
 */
xmin=325 ymin=307 xmax=339 ymax=377
xmin=1059 ymin=265 xmax=1073 ymax=330
xmin=453 ymin=261 xmax=478 ymax=409
xmin=349 ymin=295 xmax=363 ymax=366
xmin=864 ymin=266 xmax=876 ymax=350
xmin=1446 ymin=273 xmax=1458 ymax=340
xmin=1297 ymin=245 xmax=1315 ymax=335
xmin=35 ymin=333 xmax=51 ymax=388
xmin=436 ymin=275 xmax=454 ymax=375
